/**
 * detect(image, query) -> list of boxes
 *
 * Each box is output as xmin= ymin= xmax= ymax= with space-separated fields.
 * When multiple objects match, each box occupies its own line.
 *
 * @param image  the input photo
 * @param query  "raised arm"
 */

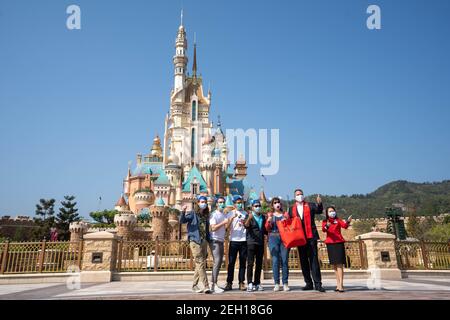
xmin=264 ymin=212 xmax=273 ymax=232
xmin=179 ymin=205 xmax=194 ymax=224
xmin=340 ymin=215 xmax=352 ymax=229
xmin=244 ymin=212 xmax=253 ymax=228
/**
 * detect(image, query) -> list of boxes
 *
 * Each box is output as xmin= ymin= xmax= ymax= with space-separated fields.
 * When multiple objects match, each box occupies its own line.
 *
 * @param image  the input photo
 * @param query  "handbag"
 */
xmin=276 ymin=215 xmax=307 ymax=248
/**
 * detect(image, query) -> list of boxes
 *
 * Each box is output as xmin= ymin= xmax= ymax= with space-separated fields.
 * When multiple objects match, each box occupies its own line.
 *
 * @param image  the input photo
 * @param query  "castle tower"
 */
xmin=260 ymin=188 xmax=268 ymax=205
xmin=123 ymin=164 xmax=131 ymax=197
xmin=234 ymin=155 xmax=248 ymax=180
xmin=134 ymin=190 xmax=155 ymax=213
xmin=151 ymin=135 xmax=163 ymax=158
xmin=173 ymin=12 xmax=188 ymax=92
xmin=114 ymin=212 xmax=137 ymax=240
xmin=150 ymin=197 xmax=169 ymax=240
xmin=114 ymin=194 xmax=129 ymax=212
xmin=69 ymin=221 xmax=89 ymax=242
xmin=168 ymin=210 xmax=179 ymax=240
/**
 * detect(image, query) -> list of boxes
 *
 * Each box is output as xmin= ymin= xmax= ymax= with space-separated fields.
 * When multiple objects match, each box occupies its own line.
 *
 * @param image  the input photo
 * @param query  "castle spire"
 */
xmin=192 ymin=33 xmax=197 ymax=78
xmin=180 ymin=9 xmax=183 ymax=27
xmin=173 ymin=16 xmax=188 ymax=91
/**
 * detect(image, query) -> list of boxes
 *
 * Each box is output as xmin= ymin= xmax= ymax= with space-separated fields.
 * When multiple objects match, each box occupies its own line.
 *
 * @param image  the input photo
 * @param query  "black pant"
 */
xmin=246 ymin=243 xmax=264 ymax=285
xmin=227 ymin=241 xmax=247 ymax=284
xmin=297 ymin=238 xmax=322 ymax=287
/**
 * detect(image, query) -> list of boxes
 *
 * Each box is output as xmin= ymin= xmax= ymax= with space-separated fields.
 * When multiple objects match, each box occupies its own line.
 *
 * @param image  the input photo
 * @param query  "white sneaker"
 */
xmin=273 ymin=284 xmax=281 ymax=291
xmin=255 ymin=284 xmax=264 ymax=291
xmin=283 ymin=284 xmax=290 ymax=291
xmin=247 ymin=283 xmax=253 ymax=292
xmin=213 ymin=283 xmax=224 ymax=294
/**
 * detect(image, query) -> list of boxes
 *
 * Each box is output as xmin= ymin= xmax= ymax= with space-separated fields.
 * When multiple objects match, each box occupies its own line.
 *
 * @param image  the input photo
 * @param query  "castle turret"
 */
xmin=134 ymin=190 xmax=155 ymax=213
xmin=123 ymin=163 xmax=131 ymax=197
xmin=114 ymin=194 xmax=129 ymax=212
xmin=151 ymin=135 xmax=163 ymax=158
xmin=260 ymin=188 xmax=268 ymax=205
xmin=234 ymin=155 xmax=247 ymax=180
xmin=114 ymin=213 xmax=137 ymax=240
xmin=150 ymin=197 xmax=169 ymax=240
xmin=69 ymin=221 xmax=89 ymax=242
xmin=173 ymin=11 xmax=188 ymax=92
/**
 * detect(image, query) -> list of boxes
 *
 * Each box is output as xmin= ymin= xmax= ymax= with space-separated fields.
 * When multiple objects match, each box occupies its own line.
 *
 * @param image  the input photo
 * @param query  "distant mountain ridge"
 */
xmin=305 ymin=180 xmax=450 ymax=218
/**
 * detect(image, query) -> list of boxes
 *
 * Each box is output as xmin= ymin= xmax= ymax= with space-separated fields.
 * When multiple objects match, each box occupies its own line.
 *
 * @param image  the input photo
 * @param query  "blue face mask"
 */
xmin=253 ymin=207 xmax=261 ymax=214
xmin=328 ymin=211 xmax=337 ymax=219
xmin=236 ymin=203 xmax=243 ymax=210
xmin=218 ymin=203 xmax=225 ymax=210
xmin=199 ymin=203 xmax=207 ymax=210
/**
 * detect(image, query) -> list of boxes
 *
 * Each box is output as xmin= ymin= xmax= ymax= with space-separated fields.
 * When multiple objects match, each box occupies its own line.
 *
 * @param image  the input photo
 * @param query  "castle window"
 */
xmin=191 ymin=100 xmax=197 ymax=121
xmin=192 ymin=183 xmax=198 ymax=195
xmin=191 ymin=128 xmax=196 ymax=158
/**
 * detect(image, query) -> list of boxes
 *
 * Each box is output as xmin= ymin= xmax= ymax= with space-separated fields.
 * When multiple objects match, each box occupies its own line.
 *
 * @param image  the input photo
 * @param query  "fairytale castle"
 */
xmin=109 ymin=16 xmax=256 ymax=240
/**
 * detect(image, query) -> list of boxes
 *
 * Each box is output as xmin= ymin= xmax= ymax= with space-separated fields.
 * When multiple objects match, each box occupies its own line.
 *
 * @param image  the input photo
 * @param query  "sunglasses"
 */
xmin=273 ymin=201 xmax=280 ymax=204
xmin=253 ymin=205 xmax=261 ymax=208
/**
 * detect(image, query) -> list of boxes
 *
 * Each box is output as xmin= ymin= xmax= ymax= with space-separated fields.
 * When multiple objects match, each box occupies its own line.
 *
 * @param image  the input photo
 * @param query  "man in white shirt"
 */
xmin=224 ymin=195 xmax=248 ymax=291
xmin=209 ymin=196 xmax=229 ymax=293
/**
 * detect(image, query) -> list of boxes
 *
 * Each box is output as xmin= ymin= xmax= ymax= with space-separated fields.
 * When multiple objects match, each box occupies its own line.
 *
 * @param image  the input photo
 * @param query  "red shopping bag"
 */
xmin=276 ymin=216 xmax=307 ymax=248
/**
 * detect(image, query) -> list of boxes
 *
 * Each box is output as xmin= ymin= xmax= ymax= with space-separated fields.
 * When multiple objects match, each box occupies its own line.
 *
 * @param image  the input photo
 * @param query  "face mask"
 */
xmin=295 ymin=195 xmax=304 ymax=202
xmin=254 ymin=207 xmax=261 ymax=214
xmin=199 ymin=203 xmax=207 ymax=210
xmin=274 ymin=203 xmax=281 ymax=210
xmin=328 ymin=211 xmax=337 ymax=219
xmin=218 ymin=203 xmax=225 ymax=210
xmin=236 ymin=203 xmax=243 ymax=210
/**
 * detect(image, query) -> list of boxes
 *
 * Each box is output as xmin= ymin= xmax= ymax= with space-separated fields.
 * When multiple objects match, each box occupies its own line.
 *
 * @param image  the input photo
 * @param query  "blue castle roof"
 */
xmin=155 ymin=197 xmax=165 ymax=206
xmin=133 ymin=163 xmax=163 ymax=176
xmin=155 ymin=169 xmax=170 ymax=185
xmin=182 ymin=166 xmax=208 ymax=193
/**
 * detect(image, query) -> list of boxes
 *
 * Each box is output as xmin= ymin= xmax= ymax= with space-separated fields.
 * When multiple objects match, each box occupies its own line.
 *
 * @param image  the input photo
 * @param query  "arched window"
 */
xmin=191 ymin=100 xmax=197 ymax=121
xmin=191 ymin=128 xmax=196 ymax=158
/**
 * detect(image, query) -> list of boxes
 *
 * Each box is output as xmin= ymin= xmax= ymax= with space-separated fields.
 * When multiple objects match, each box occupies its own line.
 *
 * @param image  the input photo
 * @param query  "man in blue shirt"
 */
xmin=180 ymin=196 xmax=212 ymax=294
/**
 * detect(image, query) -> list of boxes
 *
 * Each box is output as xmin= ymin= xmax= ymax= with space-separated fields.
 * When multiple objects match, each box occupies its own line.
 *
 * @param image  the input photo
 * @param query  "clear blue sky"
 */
xmin=1 ymin=0 xmax=450 ymax=218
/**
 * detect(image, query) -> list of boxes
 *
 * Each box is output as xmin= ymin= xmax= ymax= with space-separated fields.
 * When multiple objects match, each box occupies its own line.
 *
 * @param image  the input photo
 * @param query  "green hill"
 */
xmin=303 ymin=180 xmax=450 ymax=218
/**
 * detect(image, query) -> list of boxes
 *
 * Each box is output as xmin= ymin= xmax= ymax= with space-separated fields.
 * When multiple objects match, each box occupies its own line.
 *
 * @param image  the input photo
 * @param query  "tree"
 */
xmin=406 ymin=214 xmax=421 ymax=240
xmin=33 ymin=198 xmax=56 ymax=240
xmin=444 ymin=215 xmax=450 ymax=224
xmin=89 ymin=210 xmax=117 ymax=225
xmin=56 ymin=195 xmax=81 ymax=240
xmin=352 ymin=220 xmax=376 ymax=235
xmin=407 ymin=215 xmax=437 ymax=241
xmin=425 ymin=224 xmax=450 ymax=242
xmin=35 ymin=198 xmax=56 ymax=220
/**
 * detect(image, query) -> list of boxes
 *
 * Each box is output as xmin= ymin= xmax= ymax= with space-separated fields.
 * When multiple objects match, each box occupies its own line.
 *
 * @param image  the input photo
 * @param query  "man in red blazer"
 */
xmin=288 ymin=189 xmax=325 ymax=292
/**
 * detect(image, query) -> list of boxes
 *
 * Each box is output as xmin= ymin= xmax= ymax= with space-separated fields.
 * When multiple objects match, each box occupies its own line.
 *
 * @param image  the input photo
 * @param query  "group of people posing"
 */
xmin=180 ymin=188 xmax=352 ymax=294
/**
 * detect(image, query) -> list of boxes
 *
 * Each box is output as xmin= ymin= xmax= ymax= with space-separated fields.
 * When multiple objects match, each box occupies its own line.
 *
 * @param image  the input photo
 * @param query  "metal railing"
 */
xmin=117 ymin=239 xmax=367 ymax=272
xmin=395 ymin=241 xmax=450 ymax=270
xmin=0 ymin=240 xmax=83 ymax=274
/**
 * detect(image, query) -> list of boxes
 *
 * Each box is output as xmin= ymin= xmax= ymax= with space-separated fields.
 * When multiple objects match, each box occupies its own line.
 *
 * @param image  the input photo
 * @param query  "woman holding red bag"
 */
xmin=322 ymin=206 xmax=352 ymax=293
xmin=265 ymin=197 xmax=291 ymax=292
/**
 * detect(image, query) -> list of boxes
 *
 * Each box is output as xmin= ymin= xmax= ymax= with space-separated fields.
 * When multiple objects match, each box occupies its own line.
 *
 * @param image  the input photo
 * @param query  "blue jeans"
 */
xmin=268 ymin=233 xmax=289 ymax=285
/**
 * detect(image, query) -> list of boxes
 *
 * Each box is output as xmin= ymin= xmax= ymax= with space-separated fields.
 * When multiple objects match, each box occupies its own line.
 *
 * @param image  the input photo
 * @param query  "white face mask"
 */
xmin=199 ymin=203 xmax=207 ymax=210
xmin=295 ymin=195 xmax=304 ymax=203
xmin=328 ymin=211 xmax=337 ymax=219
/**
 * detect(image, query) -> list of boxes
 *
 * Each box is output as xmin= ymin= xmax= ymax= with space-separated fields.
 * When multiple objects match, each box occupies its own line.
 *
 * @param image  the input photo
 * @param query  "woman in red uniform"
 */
xmin=322 ymin=206 xmax=352 ymax=292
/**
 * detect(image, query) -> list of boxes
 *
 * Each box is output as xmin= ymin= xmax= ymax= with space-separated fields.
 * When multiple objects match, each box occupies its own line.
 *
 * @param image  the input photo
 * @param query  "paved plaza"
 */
xmin=0 ymin=276 xmax=449 ymax=300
